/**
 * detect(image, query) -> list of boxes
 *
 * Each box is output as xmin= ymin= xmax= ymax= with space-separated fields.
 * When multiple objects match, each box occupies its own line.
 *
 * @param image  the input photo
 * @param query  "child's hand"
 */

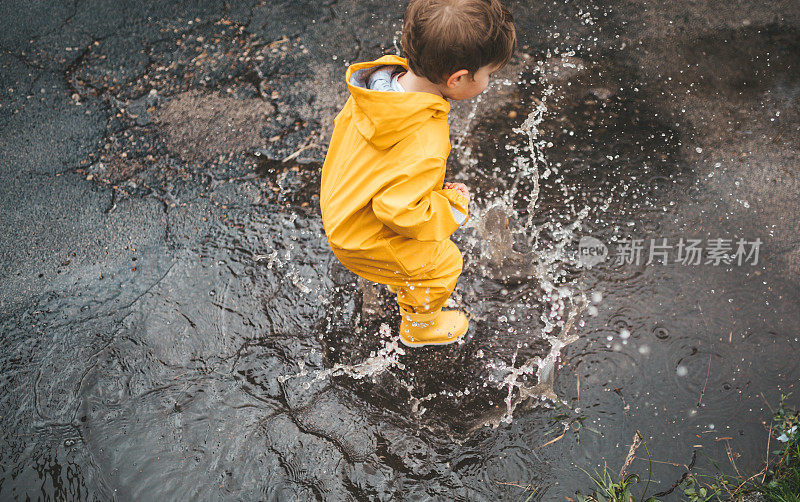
xmin=444 ymin=182 xmax=470 ymax=201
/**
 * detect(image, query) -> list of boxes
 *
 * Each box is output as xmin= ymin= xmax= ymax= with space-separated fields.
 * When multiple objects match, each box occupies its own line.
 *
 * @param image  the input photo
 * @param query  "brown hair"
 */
xmin=401 ymin=0 xmax=516 ymax=84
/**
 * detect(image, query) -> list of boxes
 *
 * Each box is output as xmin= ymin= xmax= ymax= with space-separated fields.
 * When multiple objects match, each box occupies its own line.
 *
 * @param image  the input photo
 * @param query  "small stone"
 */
xmin=588 ymin=87 xmax=613 ymax=100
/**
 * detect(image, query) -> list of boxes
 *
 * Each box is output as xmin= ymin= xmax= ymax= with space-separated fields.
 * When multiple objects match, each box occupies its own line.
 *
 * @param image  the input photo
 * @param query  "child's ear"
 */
xmin=446 ymin=69 xmax=470 ymax=88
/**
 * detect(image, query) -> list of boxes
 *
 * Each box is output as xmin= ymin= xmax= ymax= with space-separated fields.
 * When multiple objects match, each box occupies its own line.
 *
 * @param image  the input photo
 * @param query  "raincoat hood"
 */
xmin=345 ymin=55 xmax=450 ymax=149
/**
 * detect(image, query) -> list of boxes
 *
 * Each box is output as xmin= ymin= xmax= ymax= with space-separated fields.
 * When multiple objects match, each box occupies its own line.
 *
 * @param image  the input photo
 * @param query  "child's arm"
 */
xmin=372 ymin=157 xmax=469 ymax=242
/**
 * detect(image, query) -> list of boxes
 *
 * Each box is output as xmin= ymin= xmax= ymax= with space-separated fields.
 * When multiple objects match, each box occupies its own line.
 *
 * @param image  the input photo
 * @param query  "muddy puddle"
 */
xmin=2 ymin=12 xmax=799 ymax=502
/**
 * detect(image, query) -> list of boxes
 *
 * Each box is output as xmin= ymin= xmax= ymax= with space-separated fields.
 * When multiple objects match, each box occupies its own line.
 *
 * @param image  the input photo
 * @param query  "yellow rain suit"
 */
xmin=320 ymin=55 xmax=469 ymax=314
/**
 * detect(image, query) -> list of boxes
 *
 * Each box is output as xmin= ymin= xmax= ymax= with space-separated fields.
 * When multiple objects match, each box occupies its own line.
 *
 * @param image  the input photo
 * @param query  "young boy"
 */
xmin=320 ymin=0 xmax=516 ymax=347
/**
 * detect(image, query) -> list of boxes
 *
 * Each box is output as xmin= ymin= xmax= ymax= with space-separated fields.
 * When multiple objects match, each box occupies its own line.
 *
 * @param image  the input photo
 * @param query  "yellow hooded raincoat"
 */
xmin=320 ymin=55 xmax=469 ymax=314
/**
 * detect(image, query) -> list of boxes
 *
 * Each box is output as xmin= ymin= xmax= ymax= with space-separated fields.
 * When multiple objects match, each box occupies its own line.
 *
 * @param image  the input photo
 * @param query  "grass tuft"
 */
xmin=573 ymin=395 xmax=800 ymax=502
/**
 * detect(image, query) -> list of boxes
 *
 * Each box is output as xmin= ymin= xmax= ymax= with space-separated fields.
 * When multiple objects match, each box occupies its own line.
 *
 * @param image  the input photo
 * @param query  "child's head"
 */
xmin=401 ymin=0 xmax=516 ymax=99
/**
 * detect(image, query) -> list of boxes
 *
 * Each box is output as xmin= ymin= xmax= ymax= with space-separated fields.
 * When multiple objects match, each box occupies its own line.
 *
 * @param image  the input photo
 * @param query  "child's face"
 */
xmin=443 ymin=64 xmax=500 ymax=100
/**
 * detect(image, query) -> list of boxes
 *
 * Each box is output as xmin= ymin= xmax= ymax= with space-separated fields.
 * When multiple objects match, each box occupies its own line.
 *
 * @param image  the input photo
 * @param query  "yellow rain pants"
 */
xmin=320 ymin=55 xmax=469 ymax=314
xmin=330 ymin=238 xmax=463 ymax=313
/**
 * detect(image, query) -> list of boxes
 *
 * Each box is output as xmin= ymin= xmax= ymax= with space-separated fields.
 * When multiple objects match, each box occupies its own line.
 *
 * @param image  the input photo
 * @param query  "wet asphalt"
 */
xmin=1 ymin=0 xmax=799 ymax=500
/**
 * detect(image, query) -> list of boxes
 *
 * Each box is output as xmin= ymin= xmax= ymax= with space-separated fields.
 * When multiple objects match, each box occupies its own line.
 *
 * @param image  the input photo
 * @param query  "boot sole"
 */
xmin=398 ymin=326 xmax=468 ymax=347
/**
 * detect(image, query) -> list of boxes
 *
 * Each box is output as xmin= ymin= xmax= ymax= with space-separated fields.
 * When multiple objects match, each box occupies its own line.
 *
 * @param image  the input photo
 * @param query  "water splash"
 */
xmin=460 ymin=54 xmax=595 ymax=427
xmin=279 ymin=324 xmax=407 ymax=388
xmin=283 ymin=53 xmax=599 ymax=429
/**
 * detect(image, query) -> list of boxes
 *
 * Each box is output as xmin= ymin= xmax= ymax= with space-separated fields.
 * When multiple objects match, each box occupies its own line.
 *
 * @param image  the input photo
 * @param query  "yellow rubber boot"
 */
xmin=398 ymin=308 xmax=469 ymax=347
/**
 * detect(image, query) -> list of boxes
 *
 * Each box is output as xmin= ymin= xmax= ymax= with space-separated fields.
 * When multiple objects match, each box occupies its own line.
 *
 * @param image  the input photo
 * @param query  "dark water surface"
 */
xmin=1 ymin=1 xmax=799 ymax=500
